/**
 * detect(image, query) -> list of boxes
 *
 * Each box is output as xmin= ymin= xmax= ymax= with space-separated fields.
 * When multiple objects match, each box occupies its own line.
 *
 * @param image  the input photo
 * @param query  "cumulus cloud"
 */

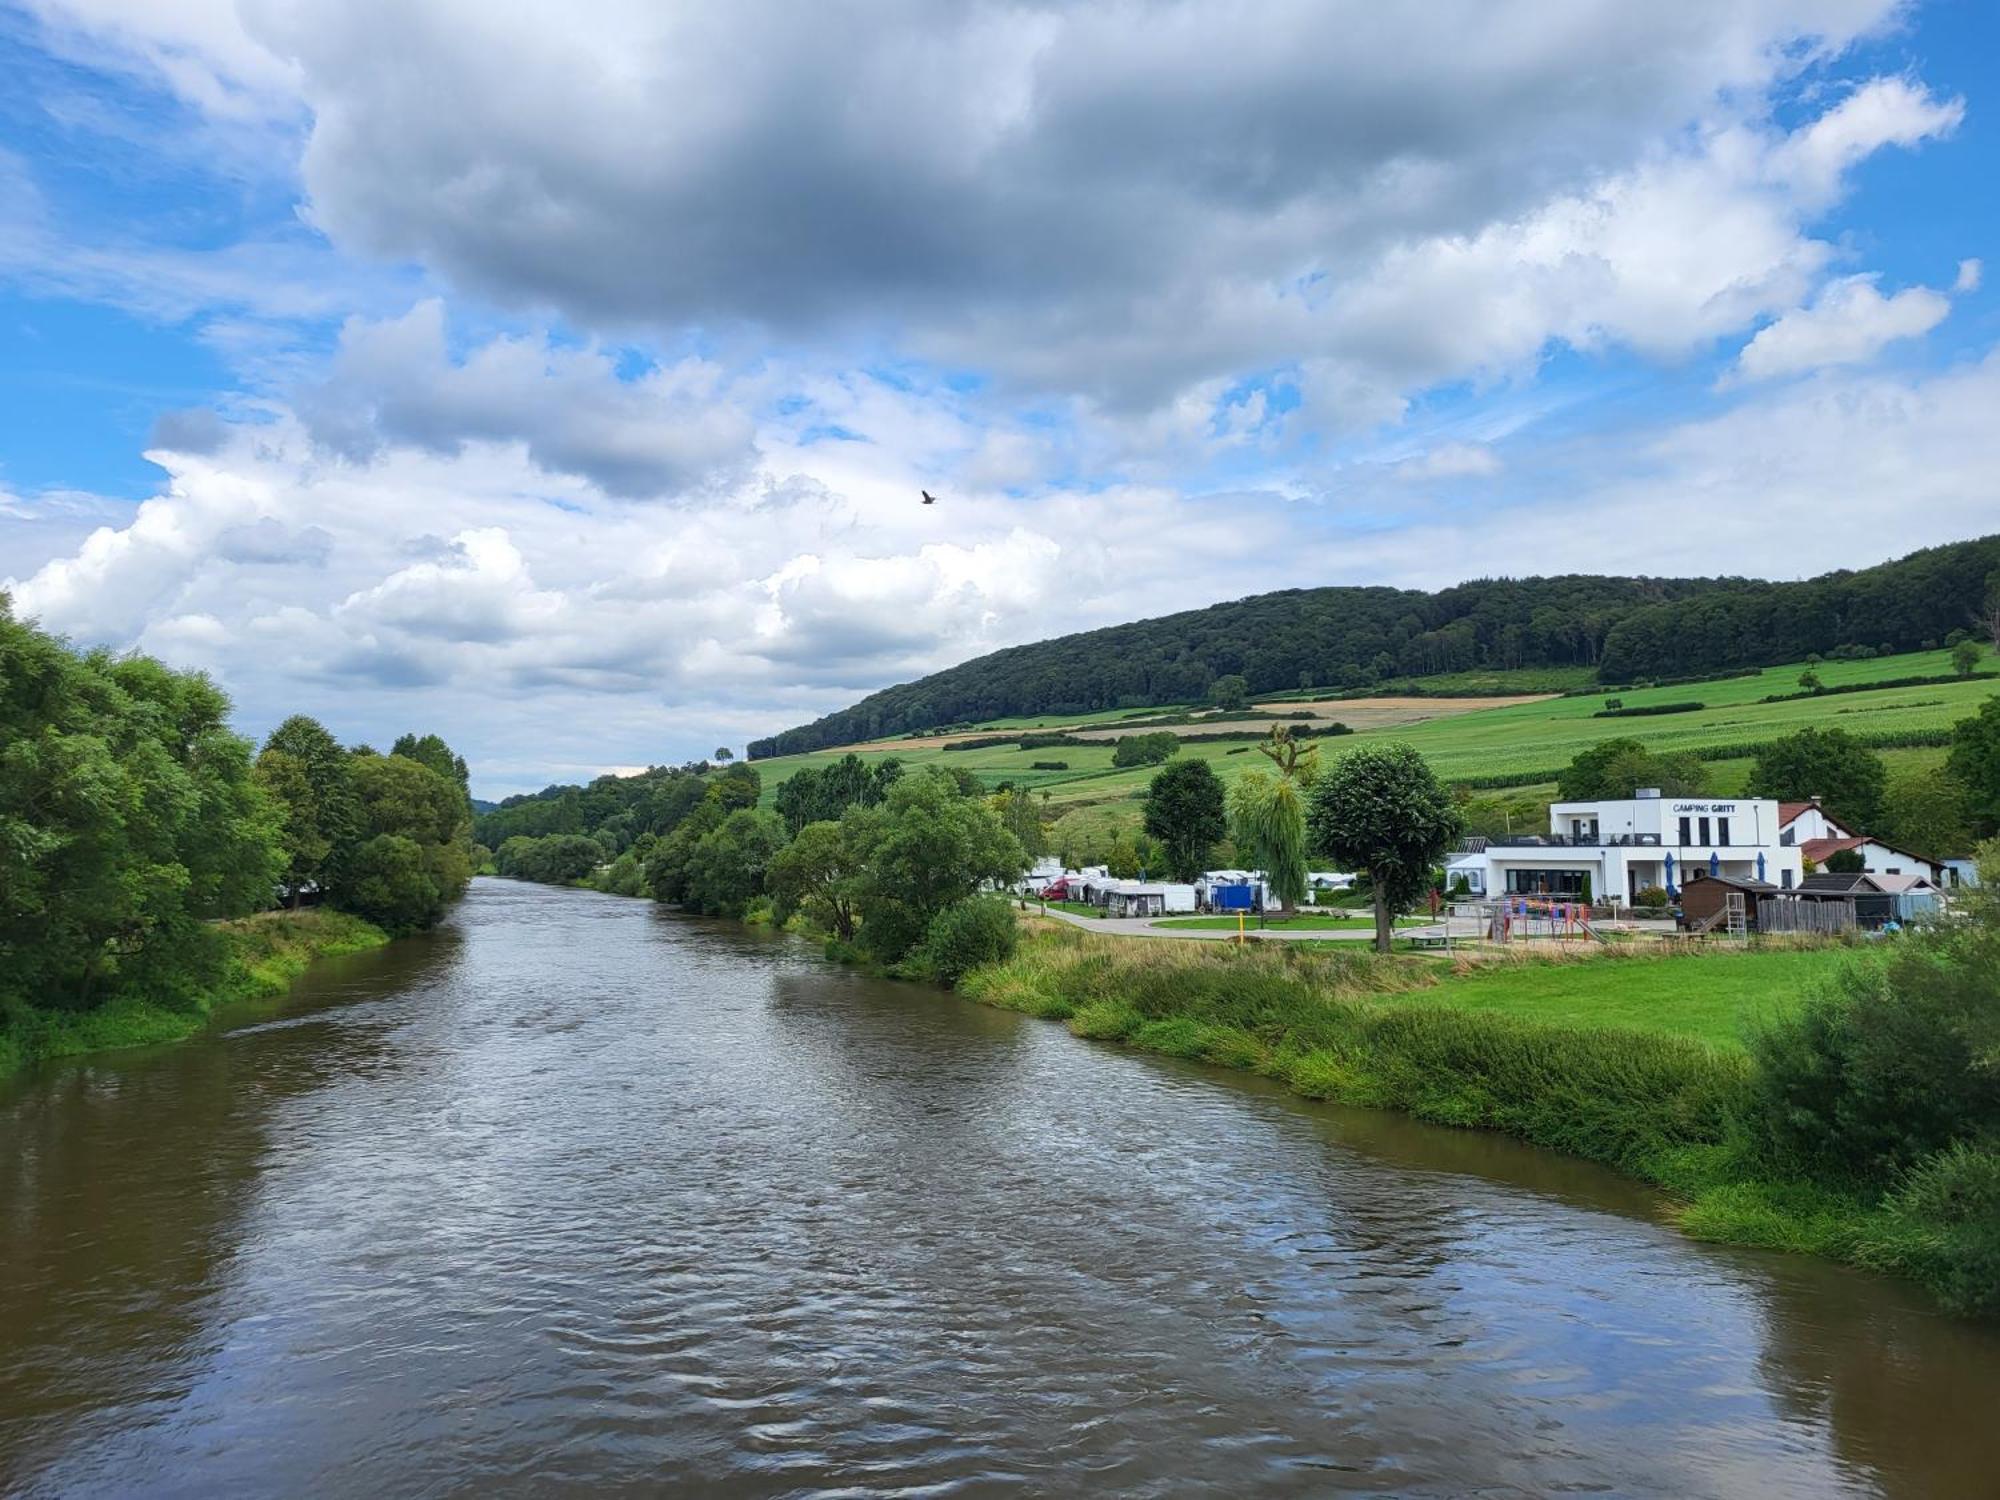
xmin=26 ymin=0 xmax=1940 ymax=410
xmin=299 ymin=301 xmax=756 ymax=499
xmin=1734 ymin=273 xmax=1952 ymax=381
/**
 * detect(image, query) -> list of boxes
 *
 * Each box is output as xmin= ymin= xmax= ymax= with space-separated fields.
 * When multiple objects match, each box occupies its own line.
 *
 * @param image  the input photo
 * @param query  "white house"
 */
xmin=1471 ymin=788 xmax=1805 ymax=908
xmin=1942 ymin=856 xmax=1982 ymax=889
xmin=1778 ymin=795 xmax=1948 ymax=884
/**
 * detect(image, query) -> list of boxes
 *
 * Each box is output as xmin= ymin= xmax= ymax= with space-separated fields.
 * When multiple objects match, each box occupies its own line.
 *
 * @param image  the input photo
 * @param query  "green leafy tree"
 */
xmin=1745 ymin=727 xmax=1888 ymax=832
xmin=1228 ymin=769 xmax=1309 ymax=915
xmin=339 ymin=834 xmax=445 ymax=932
xmin=389 ymin=732 xmax=470 ymax=794
xmin=1307 ymin=743 xmax=1462 ymax=952
xmin=1824 ymin=848 xmax=1867 ymax=874
xmin=1209 ymin=674 xmax=1249 ymax=711
xmin=643 ymin=798 xmax=724 ymax=903
xmin=991 ymin=786 xmax=1047 ymax=858
xmin=0 ymin=604 xmax=283 ymax=1014
xmin=683 ymin=809 xmax=788 ymax=917
xmin=256 ymin=714 xmax=357 ymax=906
xmin=1881 ymin=768 xmax=1974 ymax=859
xmin=334 ymin=748 xmax=473 ymax=932
xmin=1950 ymin=638 xmax=1982 ymax=678
xmin=1947 ymin=698 xmax=2000 ymax=838
xmin=1143 ymin=759 xmax=1227 ymax=881
xmin=767 ymin=820 xmax=866 ymax=939
xmin=710 ymin=762 xmax=763 ymax=811
xmin=846 ymin=769 xmax=1024 ymax=962
xmin=494 ymin=833 xmax=604 ymax=884
xmin=1798 ymin=666 xmax=1824 ymax=694
xmin=1556 ymin=737 xmax=1706 ymax=802
xmin=1110 ymin=732 xmax=1180 ymax=768
xmin=714 ymin=747 xmax=734 ymax=763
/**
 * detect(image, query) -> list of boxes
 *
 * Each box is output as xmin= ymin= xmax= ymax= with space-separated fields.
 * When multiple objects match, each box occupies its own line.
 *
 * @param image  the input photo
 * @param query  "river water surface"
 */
xmin=3 ymin=879 xmax=1997 ymax=1497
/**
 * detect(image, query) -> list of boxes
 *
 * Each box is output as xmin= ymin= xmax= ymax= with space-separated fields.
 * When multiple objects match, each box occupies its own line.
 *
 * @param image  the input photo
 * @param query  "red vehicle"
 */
xmin=1039 ymin=879 xmax=1070 ymax=900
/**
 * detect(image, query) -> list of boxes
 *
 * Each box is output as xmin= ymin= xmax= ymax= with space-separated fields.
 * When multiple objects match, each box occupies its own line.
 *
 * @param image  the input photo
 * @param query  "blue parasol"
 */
xmin=1709 ymin=850 xmax=1720 ymax=877
xmin=1664 ymin=851 xmax=1677 ymax=898
xmin=1757 ymin=851 xmax=1767 ymax=882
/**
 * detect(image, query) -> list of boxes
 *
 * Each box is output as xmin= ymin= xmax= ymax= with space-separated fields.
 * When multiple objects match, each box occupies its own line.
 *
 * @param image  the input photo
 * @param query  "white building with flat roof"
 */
xmin=1473 ymin=788 xmax=1805 ymax=907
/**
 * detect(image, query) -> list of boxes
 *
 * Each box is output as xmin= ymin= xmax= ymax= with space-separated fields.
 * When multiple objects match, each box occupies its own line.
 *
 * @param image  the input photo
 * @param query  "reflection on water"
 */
xmin=2 ymin=879 xmax=1996 ymax=1498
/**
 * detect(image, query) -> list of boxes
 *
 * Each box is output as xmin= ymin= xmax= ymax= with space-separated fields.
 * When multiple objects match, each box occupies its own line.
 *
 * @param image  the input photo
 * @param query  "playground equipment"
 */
xmin=1481 ymin=896 xmax=1606 ymax=944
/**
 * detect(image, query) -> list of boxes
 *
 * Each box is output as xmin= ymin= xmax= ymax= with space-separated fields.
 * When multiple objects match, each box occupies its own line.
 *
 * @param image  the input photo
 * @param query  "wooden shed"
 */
xmin=1677 ymin=870 xmax=1781 ymax=932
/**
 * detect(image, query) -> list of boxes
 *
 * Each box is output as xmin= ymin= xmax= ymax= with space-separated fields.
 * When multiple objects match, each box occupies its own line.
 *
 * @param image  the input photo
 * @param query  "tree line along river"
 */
xmin=3 ymin=877 xmax=1997 ymax=1498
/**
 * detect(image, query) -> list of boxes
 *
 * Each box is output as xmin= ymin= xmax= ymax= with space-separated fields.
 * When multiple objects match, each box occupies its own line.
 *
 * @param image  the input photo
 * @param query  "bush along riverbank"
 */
xmin=0 ymin=908 xmax=389 ymax=1079
xmin=953 ymin=876 xmax=2000 ymax=1321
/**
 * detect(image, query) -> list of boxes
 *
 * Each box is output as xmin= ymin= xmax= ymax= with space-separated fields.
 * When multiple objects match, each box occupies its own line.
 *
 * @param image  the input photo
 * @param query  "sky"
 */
xmin=1 ymin=1 xmax=1997 ymax=798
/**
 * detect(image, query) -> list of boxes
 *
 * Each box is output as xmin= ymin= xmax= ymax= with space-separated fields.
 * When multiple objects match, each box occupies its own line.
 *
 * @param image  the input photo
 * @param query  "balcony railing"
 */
xmin=1486 ymin=833 xmax=1664 ymax=849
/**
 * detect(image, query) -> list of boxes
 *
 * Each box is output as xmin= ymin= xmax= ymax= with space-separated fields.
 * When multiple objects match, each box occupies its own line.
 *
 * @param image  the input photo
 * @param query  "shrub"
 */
xmin=1030 ymin=760 xmax=1069 ymax=771
xmin=1592 ymin=700 xmax=1705 ymax=718
xmin=1633 ymin=885 xmax=1671 ymax=909
xmin=920 ymin=897 xmax=1020 ymax=986
xmin=1111 ymin=731 xmax=1180 ymax=767
xmin=1743 ymin=936 xmax=2000 ymax=1187
xmin=1866 ymin=1143 xmax=2000 ymax=1318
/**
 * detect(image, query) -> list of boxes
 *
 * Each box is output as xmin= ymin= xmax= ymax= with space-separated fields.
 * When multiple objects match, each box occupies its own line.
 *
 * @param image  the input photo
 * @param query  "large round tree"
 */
xmin=1307 ymin=743 xmax=1461 ymax=952
xmin=1745 ymin=727 xmax=1887 ymax=832
xmin=1143 ymin=758 xmax=1228 ymax=882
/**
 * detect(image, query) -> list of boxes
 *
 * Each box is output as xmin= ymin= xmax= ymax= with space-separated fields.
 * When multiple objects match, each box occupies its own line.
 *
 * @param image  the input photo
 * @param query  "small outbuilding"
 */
xmin=1676 ymin=870 xmax=1781 ymax=931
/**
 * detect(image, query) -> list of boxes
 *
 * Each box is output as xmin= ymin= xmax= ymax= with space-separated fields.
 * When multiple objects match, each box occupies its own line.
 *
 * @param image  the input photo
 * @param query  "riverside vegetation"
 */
xmin=1 ymin=598 xmax=476 ymax=1076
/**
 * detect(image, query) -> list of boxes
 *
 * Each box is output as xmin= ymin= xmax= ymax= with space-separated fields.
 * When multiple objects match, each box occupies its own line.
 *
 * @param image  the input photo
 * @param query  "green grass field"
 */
xmin=752 ymin=645 xmax=1998 ymax=843
xmin=1409 ymin=945 xmax=1867 ymax=1049
xmin=1153 ymin=913 xmax=1427 ymax=931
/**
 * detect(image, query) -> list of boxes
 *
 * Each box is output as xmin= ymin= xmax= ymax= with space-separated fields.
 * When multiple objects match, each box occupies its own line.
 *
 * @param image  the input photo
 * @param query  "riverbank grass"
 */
xmin=957 ymin=922 xmax=1978 ymax=1315
xmin=0 ymin=909 xmax=389 ymax=1078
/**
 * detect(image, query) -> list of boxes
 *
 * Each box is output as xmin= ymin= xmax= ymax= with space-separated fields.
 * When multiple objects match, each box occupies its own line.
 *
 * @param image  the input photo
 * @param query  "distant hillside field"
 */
xmin=749 ymin=535 xmax=2000 ymax=759
xmin=749 ymin=645 xmax=1998 ymax=844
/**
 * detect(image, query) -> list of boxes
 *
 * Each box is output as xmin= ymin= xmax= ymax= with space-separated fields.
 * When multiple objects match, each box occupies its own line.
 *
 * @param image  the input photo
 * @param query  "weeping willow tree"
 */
xmin=1228 ymin=769 xmax=1308 ymax=914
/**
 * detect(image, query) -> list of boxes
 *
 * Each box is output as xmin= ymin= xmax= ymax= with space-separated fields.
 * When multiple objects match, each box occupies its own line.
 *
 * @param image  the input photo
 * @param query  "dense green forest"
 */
xmin=1 ymin=596 xmax=474 ymax=1046
xmin=750 ymin=535 xmax=2000 ymax=758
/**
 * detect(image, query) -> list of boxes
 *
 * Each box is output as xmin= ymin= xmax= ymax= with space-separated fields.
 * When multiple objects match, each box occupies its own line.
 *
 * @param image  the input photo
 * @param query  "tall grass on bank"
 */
xmin=956 ymin=922 xmax=1994 ymax=1319
xmin=961 ymin=926 xmax=1749 ymax=1177
xmin=0 ymin=908 xmax=389 ymax=1078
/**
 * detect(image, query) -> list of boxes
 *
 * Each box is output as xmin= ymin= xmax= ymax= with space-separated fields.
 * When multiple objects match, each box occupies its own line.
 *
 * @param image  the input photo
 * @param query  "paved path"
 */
xmin=1024 ymin=905 xmax=1486 ymax=944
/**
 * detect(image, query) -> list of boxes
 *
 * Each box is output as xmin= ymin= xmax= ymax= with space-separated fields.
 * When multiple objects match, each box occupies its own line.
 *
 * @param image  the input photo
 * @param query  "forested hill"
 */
xmin=749 ymin=536 xmax=2000 ymax=759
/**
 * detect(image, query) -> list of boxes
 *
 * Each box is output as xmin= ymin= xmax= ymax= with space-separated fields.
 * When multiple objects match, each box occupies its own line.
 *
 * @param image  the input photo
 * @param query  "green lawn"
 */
xmin=1407 ymin=944 xmax=1869 ymax=1049
xmin=1153 ymin=913 xmax=1427 ymax=931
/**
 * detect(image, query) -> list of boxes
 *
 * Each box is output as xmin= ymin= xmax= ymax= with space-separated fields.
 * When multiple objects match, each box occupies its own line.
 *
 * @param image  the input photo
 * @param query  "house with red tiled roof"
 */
xmin=1797 ymin=834 xmax=1946 ymax=886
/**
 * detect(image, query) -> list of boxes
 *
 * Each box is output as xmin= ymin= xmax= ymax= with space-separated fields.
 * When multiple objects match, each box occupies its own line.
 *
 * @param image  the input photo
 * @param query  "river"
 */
xmin=3 ymin=879 xmax=1996 ymax=1497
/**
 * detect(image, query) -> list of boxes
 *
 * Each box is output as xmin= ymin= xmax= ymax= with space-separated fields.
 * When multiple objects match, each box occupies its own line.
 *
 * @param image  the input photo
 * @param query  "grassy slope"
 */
xmin=754 ymin=645 xmax=1997 ymax=844
xmin=959 ymin=922 xmax=1956 ymax=1312
xmin=0 ymin=909 xmax=390 ymax=1078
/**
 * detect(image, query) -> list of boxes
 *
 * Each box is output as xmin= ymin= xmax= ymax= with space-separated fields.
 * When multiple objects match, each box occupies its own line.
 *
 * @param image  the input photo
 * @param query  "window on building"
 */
xmin=1698 ymin=816 xmax=1711 ymax=844
xmin=1678 ymin=816 xmax=1691 ymax=844
xmin=1717 ymin=817 xmax=1731 ymax=845
xmin=1781 ymin=869 xmax=1794 ymax=889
